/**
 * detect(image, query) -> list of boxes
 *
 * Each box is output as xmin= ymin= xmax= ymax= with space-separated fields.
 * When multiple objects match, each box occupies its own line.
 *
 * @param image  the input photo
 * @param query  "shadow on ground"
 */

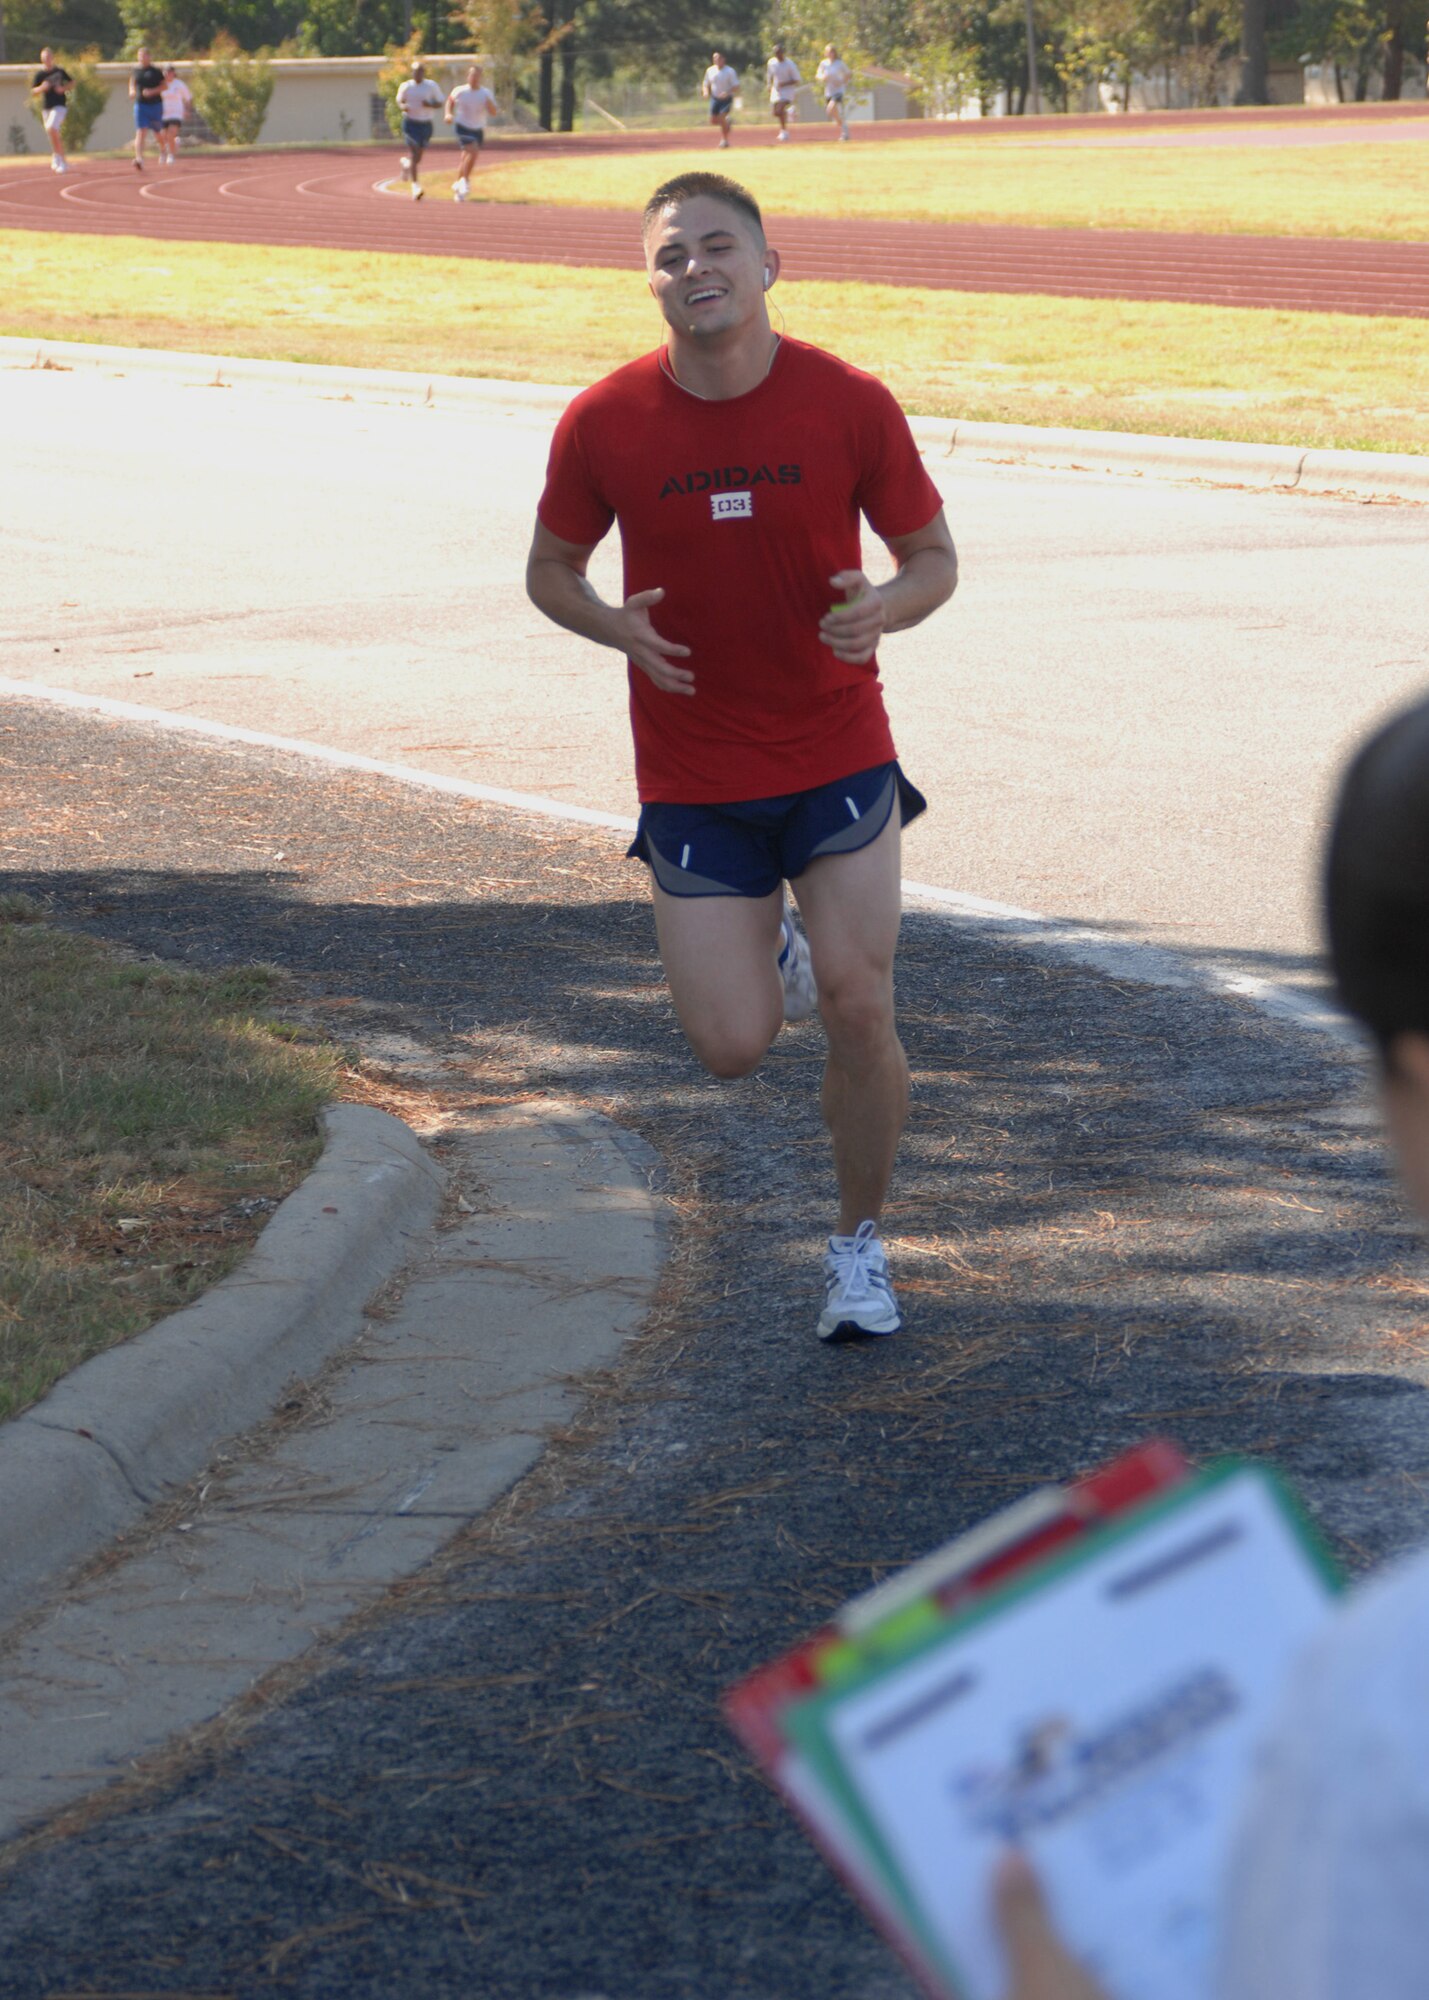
xmin=1 ymin=710 xmax=1428 ymax=1997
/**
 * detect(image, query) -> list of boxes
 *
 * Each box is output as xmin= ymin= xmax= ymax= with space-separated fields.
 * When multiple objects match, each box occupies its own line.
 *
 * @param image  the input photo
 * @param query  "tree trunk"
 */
xmin=1234 ymin=0 xmax=1269 ymax=102
xmin=1382 ymin=0 xmax=1405 ymax=96
xmin=538 ymin=45 xmax=553 ymax=129
xmin=559 ymin=27 xmax=575 ymax=130
xmin=1024 ymin=0 xmax=1041 ymax=112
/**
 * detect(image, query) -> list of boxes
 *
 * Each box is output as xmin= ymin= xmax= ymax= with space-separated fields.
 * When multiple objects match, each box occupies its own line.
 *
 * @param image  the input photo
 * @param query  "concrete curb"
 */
xmin=908 ymin=415 xmax=1429 ymax=505
xmin=6 ymin=336 xmax=1427 ymax=503
xmin=0 ymin=1103 xmax=444 ymax=1633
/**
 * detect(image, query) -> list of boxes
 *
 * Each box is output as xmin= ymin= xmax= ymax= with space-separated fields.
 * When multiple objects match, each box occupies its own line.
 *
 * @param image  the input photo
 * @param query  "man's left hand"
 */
xmin=819 ymin=568 xmax=885 ymax=664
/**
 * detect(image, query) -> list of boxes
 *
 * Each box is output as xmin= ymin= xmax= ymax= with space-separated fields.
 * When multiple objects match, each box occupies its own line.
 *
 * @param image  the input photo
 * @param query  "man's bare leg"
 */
xmin=651 ymin=882 xmax=784 ymax=1079
xmin=791 ymin=810 xmax=907 ymax=1235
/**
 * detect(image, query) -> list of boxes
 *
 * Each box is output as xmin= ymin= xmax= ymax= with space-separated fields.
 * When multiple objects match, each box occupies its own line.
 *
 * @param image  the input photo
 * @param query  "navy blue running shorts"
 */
xmin=401 ymin=116 xmax=434 ymax=149
xmin=628 ymin=762 xmax=926 ymax=899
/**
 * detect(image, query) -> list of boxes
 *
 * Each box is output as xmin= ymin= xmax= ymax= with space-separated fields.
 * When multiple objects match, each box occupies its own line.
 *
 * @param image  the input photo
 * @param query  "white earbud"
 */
xmin=763 ymin=269 xmax=773 ymax=291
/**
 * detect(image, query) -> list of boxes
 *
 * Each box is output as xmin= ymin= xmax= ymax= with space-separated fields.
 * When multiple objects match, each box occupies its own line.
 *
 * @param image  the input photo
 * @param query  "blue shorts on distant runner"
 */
xmin=453 ymin=123 xmax=485 ymax=146
xmin=401 ymin=116 xmax=434 ymax=149
xmin=628 ymin=761 xmax=926 ymax=899
xmin=134 ymin=101 xmax=162 ymax=129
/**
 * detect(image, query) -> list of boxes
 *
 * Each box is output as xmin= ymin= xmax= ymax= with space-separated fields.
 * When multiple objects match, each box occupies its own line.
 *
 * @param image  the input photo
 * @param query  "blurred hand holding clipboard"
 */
xmin=724 ymin=1442 xmax=1338 ymax=2000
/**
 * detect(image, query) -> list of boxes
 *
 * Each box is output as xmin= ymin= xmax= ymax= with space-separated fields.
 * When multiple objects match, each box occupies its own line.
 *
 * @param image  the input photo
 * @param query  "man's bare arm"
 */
xmin=819 ymin=509 xmax=958 ymax=665
xmin=525 ymin=519 xmax=695 ymax=696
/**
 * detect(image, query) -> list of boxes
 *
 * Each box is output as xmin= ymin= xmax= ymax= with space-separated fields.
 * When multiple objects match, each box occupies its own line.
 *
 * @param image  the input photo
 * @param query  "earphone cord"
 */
xmin=660 ymin=331 xmax=781 ymax=400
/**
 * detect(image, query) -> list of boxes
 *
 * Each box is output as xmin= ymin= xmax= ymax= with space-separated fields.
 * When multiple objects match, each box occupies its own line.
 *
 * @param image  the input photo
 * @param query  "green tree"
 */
xmin=1280 ymin=0 xmax=1425 ymax=95
xmin=3 ymin=0 xmax=124 ymax=59
xmin=190 ymin=29 xmax=274 ymax=139
xmin=298 ymin=0 xmax=407 ymax=56
xmin=118 ymin=0 xmax=299 ymax=54
xmin=444 ymin=0 xmax=546 ymax=110
xmin=27 ymin=46 xmax=110 ymax=145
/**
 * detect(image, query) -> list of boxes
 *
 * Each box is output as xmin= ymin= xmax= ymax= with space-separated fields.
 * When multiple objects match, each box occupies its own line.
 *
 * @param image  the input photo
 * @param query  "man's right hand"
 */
xmin=616 ymin=587 xmax=694 ymax=696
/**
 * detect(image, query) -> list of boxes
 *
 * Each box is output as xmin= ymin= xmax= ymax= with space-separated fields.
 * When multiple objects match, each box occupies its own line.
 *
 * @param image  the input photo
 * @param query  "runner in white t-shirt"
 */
xmin=158 ymin=65 xmax=193 ymax=166
xmin=444 ymin=64 xmax=497 ymax=200
xmin=701 ymin=52 xmax=739 ymax=148
xmin=395 ymin=62 xmax=444 ymax=200
xmin=816 ymin=45 xmax=852 ymax=139
xmin=765 ymin=44 xmax=801 ymax=141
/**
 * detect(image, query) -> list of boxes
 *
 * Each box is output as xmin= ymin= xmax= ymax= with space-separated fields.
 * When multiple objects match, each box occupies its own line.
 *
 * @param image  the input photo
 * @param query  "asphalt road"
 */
xmin=6 ymin=361 xmax=1428 ymax=995
xmin=2 ymin=700 xmax=1429 ymax=1997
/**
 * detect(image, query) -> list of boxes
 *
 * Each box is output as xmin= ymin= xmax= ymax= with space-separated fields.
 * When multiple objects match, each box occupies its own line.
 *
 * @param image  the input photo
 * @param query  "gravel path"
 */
xmin=2 ymin=697 xmax=1428 ymax=1997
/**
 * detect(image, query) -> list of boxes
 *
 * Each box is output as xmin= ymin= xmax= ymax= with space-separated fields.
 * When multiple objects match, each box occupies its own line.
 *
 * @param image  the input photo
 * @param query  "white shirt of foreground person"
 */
xmin=1218 ymin=1541 xmax=1429 ymax=2000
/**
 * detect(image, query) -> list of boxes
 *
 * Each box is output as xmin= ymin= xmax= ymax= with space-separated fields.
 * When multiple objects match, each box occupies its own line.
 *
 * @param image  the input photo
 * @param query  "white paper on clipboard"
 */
xmin=804 ymin=1466 xmax=1335 ymax=2000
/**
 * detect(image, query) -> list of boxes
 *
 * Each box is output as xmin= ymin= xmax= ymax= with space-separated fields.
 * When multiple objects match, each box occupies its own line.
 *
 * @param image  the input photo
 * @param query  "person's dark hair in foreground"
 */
xmin=1325 ymin=694 xmax=1429 ymax=1060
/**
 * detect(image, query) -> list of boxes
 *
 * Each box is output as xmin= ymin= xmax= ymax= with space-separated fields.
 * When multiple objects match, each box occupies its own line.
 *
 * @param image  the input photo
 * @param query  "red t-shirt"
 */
xmin=536 ymin=337 xmax=943 ymax=804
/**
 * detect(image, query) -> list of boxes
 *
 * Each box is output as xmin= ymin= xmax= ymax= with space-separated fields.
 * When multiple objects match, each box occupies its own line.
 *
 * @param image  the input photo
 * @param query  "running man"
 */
xmin=701 ymin=50 xmax=739 ymax=148
xmin=816 ymin=44 xmax=852 ymax=138
xmin=395 ymin=60 xmax=443 ymax=200
xmin=129 ymin=45 xmax=164 ymax=170
xmin=30 ymin=49 xmax=72 ymax=175
xmin=444 ymin=63 xmax=497 ymax=201
xmin=158 ymin=63 xmax=194 ymax=166
xmin=765 ymin=43 xmax=801 ymax=140
xmin=525 ymin=171 xmax=958 ymax=1342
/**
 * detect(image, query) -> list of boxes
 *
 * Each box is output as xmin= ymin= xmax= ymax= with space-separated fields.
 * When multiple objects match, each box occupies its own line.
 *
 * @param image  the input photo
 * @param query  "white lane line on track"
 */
xmin=0 ymin=676 xmax=1354 ymax=1047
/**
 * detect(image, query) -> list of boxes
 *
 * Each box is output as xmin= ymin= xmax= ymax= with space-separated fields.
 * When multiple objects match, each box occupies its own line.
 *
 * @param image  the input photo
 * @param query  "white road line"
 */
xmin=0 ymin=675 xmax=1355 ymax=1046
xmin=0 ymin=678 xmax=637 ymax=833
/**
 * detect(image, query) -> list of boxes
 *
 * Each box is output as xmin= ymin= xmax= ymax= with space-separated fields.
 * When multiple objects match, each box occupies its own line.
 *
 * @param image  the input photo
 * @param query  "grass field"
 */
xmin=0 ymin=895 xmax=344 ymax=1422
xmin=3 ymin=227 xmax=1426 ymax=454
xmin=453 ymin=132 xmax=1429 ymax=239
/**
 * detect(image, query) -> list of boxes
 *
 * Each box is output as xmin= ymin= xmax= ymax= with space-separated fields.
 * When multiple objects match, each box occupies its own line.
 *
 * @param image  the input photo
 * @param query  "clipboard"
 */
xmin=725 ymin=1448 xmax=1339 ymax=2000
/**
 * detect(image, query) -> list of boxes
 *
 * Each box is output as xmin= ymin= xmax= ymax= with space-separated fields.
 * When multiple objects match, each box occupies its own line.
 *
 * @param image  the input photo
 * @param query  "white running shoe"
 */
xmin=412 ymin=183 xmax=424 ymax=200
xmin=777 ymin=904 xmax=817 ymax=1023
xmin=777 ymin=128 xmax=789 ymax=141
xmin=454 ymin=186 xmax=467 ymax=201
xmin=399 ymin=154 xmax=412 ymax=179
xmin=818 ymin=1221 xmax=902 ymax=1341
xmin=718 ymin=137 xmax=728 ymax=147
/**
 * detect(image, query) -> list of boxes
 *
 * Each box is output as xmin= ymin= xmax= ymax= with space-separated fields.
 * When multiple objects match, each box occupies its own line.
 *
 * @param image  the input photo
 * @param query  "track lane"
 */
xmin=3 ymin=140 xmax=1428 ymax=314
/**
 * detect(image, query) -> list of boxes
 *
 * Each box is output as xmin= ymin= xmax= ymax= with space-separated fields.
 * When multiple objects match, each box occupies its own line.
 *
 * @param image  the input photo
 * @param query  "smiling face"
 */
xmin=645 ymin=194 xmax=768 ymax=344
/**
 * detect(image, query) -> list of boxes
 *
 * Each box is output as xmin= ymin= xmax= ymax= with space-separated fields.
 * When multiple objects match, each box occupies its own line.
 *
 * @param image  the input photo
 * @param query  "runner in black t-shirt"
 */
xmin=129 ymin=45 xmax=165 ymax=170
xmin=30 ymin=49 xmax=73 ymax=175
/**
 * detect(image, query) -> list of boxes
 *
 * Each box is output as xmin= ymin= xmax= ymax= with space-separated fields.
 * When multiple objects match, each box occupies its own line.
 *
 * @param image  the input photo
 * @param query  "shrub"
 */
xmin=191 ymin=32 xmax=274 ymax=145
xmin=29 ymin=49 xmax=111 ymax=153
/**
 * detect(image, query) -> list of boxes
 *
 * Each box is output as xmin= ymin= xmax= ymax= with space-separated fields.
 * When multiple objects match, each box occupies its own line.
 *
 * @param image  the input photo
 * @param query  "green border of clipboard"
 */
xmin=781 ymin=1457 xmax=1342 ymax=1999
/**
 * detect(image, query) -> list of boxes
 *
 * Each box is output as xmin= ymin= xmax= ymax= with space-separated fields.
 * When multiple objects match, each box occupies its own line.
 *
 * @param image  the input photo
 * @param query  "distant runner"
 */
xmin=526 ymin=171 xmax=958 ymax=1343
xmin=816 ymin=45 xmax=852 ymax=139
xmin=701 ymin=50 xmax=739 ymax=148
xmin=29 ymin=48 xmax=72 ymax=176
xmin=129 ymin=45 xmax=164 ymax=171
xmin=445 ymin=63 xmax=497 ymax=201
xmin=765 ymin=44 xmax=801 ymax=142
xmin=395 ymin=60 xmax=443 ymax=201
xmin=158 ymin=64 xmax=194 ymax=167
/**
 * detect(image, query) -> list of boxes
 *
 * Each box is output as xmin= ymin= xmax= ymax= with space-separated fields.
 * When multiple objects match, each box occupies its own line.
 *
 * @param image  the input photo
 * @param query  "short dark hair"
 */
xmin=1325 ymin=695 xmax=1429 ymax=1057
xmin=641 ymin=172 xmax=764 ymax=243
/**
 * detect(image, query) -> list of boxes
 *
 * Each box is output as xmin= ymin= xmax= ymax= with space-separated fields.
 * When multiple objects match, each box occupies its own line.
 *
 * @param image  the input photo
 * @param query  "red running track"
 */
xmin=2 ymin=141 xmax=1427 ymax=316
